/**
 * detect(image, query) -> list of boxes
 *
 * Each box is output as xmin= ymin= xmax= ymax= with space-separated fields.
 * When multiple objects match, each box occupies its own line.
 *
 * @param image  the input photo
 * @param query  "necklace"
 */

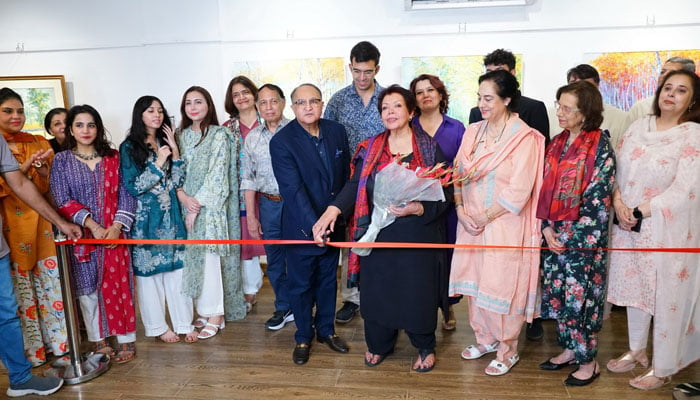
xmin=72 ymin=150 xmax=99 ymax=160
xmin=485 ymin=119 xmax=508 ymax=142
xmin=470 ymin=116 xmax=509 ymax=157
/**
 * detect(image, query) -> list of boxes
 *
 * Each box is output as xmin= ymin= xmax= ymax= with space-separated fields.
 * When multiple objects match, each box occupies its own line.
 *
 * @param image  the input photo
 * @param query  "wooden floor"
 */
xmin=2 ymin=277 xmax=697 ymax=399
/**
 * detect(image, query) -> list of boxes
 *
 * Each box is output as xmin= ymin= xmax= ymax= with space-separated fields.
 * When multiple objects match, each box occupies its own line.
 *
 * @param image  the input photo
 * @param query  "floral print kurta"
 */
xmin=540 ymin=134 xmax=615 ymax=363
xmin=608 ymin=117 xmax=700 ymax=377
xmin=119 ymin=140 xmax=186 ymax=276
xmin=178 ymin=125 xmax=245 ymax=321
xmin=0 ymin=132 xmax=67 ymax=366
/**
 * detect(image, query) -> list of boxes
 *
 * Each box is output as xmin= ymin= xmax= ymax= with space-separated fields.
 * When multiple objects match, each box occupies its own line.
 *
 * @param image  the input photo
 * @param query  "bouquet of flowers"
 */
xmin=351 ymin=159 xmax=466 ymax=256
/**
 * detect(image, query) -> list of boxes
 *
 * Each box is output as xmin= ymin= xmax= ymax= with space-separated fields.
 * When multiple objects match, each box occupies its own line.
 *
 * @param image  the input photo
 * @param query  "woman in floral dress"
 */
xmin=120 ymin=95 xmax=198 ymax=343
xmin=537 ymin=81 xmax=615 ymax=386
xmin=607 ymin=70 xmax=700 ymax=390
xmin=0 ymin=88 xmax=67 ymax=366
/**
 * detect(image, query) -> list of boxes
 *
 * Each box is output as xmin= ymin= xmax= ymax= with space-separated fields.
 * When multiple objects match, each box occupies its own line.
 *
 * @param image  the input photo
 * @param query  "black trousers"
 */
xmin=364 ymin=318 xmax=436 ymax=355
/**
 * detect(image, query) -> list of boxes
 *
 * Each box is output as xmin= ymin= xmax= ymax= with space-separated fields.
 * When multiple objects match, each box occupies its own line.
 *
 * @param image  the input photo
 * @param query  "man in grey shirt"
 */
xmin=0 ymin=134 xmax=81 ymax=397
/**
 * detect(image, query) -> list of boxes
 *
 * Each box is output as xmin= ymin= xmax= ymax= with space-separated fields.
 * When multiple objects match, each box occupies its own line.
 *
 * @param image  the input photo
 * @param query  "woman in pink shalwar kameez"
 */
xmin=449 ymin=70 xmax=544 ymax=376
xmin=607 ymin=69 xmax=700 ymax=391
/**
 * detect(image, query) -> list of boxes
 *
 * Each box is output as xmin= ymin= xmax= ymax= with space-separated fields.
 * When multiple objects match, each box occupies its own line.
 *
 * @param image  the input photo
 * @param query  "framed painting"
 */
xmin=0 ymin=75 xmax=68 ymax=137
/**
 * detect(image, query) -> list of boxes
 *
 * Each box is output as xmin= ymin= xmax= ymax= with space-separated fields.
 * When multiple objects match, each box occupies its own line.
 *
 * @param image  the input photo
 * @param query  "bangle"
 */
xmin=485 ymin=209 xmax=495 ymax=222
xmin=455 ymin=202 xmax=463 ymax=208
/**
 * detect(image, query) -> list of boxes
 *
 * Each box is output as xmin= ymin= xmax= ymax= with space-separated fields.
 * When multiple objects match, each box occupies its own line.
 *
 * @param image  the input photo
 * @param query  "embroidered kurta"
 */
xmin=179 ymin=125 xmax=245 ymax=321
xmin=540 ymin=132 xmax=615 ymax=363
xmin=50 ymin=149 xmax=137 ymax=339
xmin=119 ymin=140 xmax=186 ymax=276
xmin=0 ymin=132 xmax=67 ymax=366
xmin=449 ymin=117 xmax=544 ymax=322
xmin=608 ymin=117 xmax=700 ymax=377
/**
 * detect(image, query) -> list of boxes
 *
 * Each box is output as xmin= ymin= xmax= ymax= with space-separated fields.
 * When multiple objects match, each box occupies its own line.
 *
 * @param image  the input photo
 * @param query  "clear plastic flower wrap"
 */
xmin=351 ymin=160 xmax=447 ymax=256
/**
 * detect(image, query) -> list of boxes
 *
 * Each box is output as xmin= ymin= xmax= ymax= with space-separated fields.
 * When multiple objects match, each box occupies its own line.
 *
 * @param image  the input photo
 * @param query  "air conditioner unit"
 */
xmin=406 ymin=0 xmax=536 ymax=10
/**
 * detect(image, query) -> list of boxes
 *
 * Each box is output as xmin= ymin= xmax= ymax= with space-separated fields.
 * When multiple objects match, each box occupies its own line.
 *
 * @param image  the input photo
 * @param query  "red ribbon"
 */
xmin=54 ymin=238 xmax=700 ymax=254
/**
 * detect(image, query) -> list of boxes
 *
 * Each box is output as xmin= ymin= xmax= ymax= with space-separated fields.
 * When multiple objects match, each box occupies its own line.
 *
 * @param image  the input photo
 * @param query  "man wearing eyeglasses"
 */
xmin=324 ymin=41 xmax=385 ymax=324
xmin=270 ymin=83 xmax=351 ymax=365
xmin=241 ymin=84 xmax=294 ymax=332
xmin=468 ymin=48 xmax=550 ymax=146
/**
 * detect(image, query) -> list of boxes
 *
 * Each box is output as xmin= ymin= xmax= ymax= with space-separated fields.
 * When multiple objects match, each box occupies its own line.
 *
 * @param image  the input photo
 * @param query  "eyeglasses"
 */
xmin=292 ymin=98 xmax=322 ymax=107
xmin=554 ymin=101 xmax=580 ymax=115
xmin=232 ymin=89 xmax=251 ymax=99
xmin=351 ymin=68 xmax=376 ymax=77
xmin=257 ymin=98 xmax=281 ymax=107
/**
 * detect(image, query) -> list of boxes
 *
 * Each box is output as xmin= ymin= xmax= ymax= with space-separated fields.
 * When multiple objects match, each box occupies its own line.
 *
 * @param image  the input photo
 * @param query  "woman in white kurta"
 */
xmin=607 ymin=70 xmax=700 ymax=390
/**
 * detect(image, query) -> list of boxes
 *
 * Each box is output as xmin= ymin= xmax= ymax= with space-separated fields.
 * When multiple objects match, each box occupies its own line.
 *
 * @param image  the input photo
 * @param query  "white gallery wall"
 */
xmin=1 ymin=0 xmax=698 ymax=144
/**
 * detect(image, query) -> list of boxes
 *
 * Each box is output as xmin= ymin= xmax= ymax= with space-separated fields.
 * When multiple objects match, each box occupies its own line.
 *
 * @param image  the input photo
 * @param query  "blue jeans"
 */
xmin=258 ymin=197 xmax=289 ymax=311
xmin=0 ymin=254 xmax=32 ymax=385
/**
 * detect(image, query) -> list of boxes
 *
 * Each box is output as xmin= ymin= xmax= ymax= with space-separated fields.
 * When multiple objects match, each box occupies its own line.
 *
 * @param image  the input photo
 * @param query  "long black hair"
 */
xmin=125 ymin=95 xmax=172 ymax=169
xmin=64 ymin=104 xmax=113 ymax=156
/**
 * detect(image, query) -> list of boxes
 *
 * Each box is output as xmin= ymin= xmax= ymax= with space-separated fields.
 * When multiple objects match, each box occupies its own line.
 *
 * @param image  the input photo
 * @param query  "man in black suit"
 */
xmin=270 ymin=83 xmax=351 ymax=365
xmin=469 ymin=48 xmax=550 ymax=145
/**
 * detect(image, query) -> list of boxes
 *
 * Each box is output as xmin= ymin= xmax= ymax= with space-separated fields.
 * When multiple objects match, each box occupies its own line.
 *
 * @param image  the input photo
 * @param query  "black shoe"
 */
xmin=539 ymin=358 xmax=577 ymax=371
xmin=526 ymin=318 xmax=544 ymax=341
xmin=265 ymin=310 xmax=294 ymax=331
xmin=292 ymin=342 xmax=311 ymax=365
xmin=317 ymin=334 xmax=349 ymax=353
xmin=335 ymin=301 xmax=359 ymax=323
xmin=564 ymin=367 xmax=600 ymax=386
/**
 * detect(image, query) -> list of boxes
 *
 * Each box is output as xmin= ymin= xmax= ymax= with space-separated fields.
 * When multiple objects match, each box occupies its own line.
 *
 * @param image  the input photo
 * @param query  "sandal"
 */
xmin=94 ymin=340 xmax=115 ymax=357
xmin=461 ymin=342 xmax=499 ymax=360
xmin=485 ymin=354 xmax=519 ymax=376
xmin=674 ymin=383 xmax=700 ymax=400
xmin=198 ymin=321 xmax=225 ymax=340
xmin=364 ymin=349 xmax=393 ymax=367
xmin=157 ymin=329 xmax=180 ymax=343
xmin=193 ymin=317 xmax=208 ymax=329
xmin=442 ymin=305 xmax=456 ymax=331
xmin=114 ymin=342 xmax=136 ymax=364
xmin=184 ymin=330 xmax=199 ymax=343
xmin=629 ymin=368 xmax=671 ymax=390
xmin=245 ymin=294 xmax=257 ymax=314
xmin=412 ymin=349 xmax=436 ymax=373
xmin=607 ymin=349 xmax=649 ymax=373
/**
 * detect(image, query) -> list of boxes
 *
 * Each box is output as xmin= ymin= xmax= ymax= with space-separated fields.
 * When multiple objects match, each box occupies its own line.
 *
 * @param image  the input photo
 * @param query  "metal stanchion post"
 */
xmin=46 ymin=234 xmax=110 ymax=384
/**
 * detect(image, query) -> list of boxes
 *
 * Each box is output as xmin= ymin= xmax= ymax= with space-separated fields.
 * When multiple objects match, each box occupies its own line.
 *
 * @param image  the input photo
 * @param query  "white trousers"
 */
xmin=242 ymin=256 xmax=263 ymax=295
xmin=78 ymin=291 xmax=136 ymax=343
xmin=196 ymin=252 xmax=224 ymax=317
xmin=136 ymin=269 xmax=193 ymax=336
xmin=627 ymin=306 xmax=652 ymax=351
xmin=339 ymin=248 xmax=360 ymax=305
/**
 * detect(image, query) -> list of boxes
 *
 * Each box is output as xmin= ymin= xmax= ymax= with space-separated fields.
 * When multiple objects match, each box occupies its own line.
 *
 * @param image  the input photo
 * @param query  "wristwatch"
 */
xmin=632 ymin=207 xmax=643 ymax=219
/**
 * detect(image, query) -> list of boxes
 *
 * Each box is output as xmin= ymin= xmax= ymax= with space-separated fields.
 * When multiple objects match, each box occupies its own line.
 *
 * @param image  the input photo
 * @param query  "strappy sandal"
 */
xmin=485 ymin=354 xmax=520 ymax=376
xmin=94 ymin=340 xmax=115 ymax=358
xmin=412 ymin=349 xmax=436 ymax=373
xmin=157 ymin=329 xmax=180 ymax=343
xmin=198 ymin=321 xmax=225 ymax=340
xmin=193 ymin=317 xmax=208 ymax=329
xmin=629 ymin=368 xmax=671 ymax=390
xmin=114 ymin=342 xmax=136 ymax=364
xmin=607 ymin=349 xmax=649 ymax=373
xmin=461 ymin=342 xmax=499 ymax=360
xmin=184 ymin=330 xmax=199 ymax=343
xmin=442 ymin=305 xmax=456 ymax=331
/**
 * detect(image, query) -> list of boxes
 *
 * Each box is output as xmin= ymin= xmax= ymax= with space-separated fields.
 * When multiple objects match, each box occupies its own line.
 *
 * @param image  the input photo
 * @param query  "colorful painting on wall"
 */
xmin=229 ymin=58 xmax=346 ymax=109
xmin=586 ymin=50 xmax=700 ymax=111
xmin=401 ymin=55 xmax=523 ymax=124
xmin=0 ymin=75 xmax=68 ymax=138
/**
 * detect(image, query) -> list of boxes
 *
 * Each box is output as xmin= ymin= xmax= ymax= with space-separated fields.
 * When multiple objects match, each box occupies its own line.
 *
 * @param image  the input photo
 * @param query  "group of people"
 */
xmin=0 ymin=41 xmax=698 ymax=397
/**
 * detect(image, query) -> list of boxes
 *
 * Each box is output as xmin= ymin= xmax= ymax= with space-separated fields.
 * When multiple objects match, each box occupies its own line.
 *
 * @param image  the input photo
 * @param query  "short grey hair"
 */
xmin=290 ymin=83 xmax=322 ymax=101
xmin=666 ymin=57 xmax=696 ymax=73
